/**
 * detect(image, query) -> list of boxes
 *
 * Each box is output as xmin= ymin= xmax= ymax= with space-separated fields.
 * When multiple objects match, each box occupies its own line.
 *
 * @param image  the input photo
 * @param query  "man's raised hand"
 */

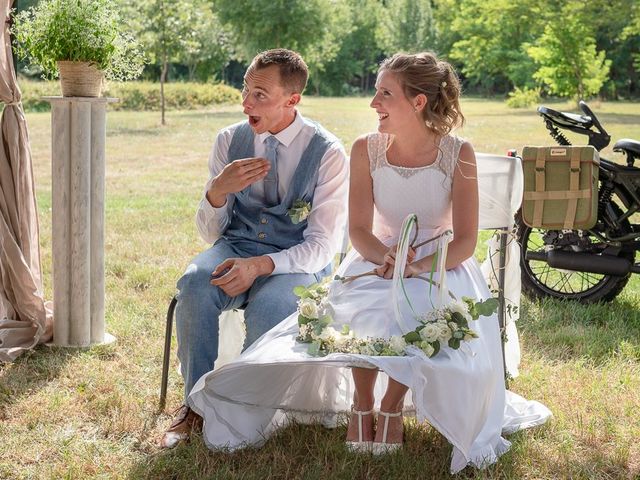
xmin=207 ymin=157 xmax=270 ymax=207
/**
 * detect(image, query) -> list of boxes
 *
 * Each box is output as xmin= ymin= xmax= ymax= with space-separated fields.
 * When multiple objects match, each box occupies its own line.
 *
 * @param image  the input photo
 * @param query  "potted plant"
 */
xmin=12 ymin=0 xmax=145 ymax=97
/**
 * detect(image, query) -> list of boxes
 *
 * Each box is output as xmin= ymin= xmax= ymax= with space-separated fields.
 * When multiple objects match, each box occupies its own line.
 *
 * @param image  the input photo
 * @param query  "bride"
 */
xmin=188 ymin=52 xmax=551 ymax=473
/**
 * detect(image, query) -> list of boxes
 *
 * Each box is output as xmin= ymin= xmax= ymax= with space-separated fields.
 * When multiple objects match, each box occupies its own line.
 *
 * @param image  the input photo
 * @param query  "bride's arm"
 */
xmin=348 ymin=136 xmax=388 ymax=265
xmin=408 ymin=141 xmax=479 ymax=275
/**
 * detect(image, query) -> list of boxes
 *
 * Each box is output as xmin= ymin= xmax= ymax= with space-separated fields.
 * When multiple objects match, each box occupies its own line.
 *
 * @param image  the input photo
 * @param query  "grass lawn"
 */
xmin=1 ymin=97 xmax=639 ymax=479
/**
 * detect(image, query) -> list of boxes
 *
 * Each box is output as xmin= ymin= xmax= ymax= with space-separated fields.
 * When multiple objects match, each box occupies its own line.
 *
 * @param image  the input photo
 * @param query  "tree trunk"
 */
xmin=161 ymin=54 xmax=168 ymax=126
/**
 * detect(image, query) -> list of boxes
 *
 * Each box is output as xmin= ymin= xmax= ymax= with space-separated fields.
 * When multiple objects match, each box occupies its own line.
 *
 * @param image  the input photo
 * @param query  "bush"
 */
xmin=17 ymin=80 xmax=241 ymax=112
xmin=506 ymin=87 xmax=541 ymax=108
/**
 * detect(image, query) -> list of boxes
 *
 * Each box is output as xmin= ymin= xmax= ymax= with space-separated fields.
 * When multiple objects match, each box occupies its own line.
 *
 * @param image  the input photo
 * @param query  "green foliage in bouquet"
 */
xmin=293 ymin=281 xmax=499 ymax=359
xmin=12 ymin=0 xmax=145 ymax=81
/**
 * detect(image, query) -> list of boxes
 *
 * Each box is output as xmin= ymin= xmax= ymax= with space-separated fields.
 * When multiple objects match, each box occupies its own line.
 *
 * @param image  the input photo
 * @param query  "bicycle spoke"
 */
xmin=520 ymin=225 xmax=624 ymax=297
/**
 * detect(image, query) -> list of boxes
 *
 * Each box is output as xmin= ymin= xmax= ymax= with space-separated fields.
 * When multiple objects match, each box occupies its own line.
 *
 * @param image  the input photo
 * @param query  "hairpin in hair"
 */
xmin=441 ymin=81 xmax=447 ymax=88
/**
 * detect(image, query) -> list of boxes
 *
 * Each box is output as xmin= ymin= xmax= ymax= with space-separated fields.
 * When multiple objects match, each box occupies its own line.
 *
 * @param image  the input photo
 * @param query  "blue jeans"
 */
xmin=175 ymin=238 xmax=321 ymax=400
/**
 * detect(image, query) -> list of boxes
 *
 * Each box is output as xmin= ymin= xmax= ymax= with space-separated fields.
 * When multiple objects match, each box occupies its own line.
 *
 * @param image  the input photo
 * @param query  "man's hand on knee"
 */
xmin=210 ymin=256 xmax=275 ymax=297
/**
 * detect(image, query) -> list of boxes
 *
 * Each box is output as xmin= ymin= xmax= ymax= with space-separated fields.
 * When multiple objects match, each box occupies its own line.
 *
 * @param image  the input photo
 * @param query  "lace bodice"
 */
xmin=367 ymin=132 xmax=465 ymax=239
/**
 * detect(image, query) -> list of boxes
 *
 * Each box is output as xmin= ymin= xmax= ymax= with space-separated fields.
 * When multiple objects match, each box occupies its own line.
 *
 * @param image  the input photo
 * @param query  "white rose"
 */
xmin=448 ymin=321 xmax=458 ymax=331
xmin=333 ymin=333 xmax=350 ymax=350
xmin=463 ymin=333 xmax=474 ymax=342
xmin=299 ymin=298 xmax=319 ymax=319
xmin=318 ymin=326 xmax=338 ymax=342
xmin=448 ymin=300 xmax=468 ymax=316
xmin=438 ymin=324 xmax=452 ymax=343
xmin=420 ymin=324 xmax=440 ymax=343
xmin=389 ymin=336 xmax=407 ymax=355
xmin=419 ymin=341 xmax=435 ymax=357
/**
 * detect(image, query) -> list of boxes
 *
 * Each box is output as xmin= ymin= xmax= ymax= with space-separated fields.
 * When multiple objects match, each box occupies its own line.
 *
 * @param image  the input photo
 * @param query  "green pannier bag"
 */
xmin=521 ymin=145 xmax=599 ymax=229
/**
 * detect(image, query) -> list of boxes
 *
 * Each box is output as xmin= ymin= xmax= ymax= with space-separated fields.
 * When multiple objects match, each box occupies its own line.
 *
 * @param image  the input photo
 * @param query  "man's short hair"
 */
xmin=248 ymin=49 xmax=308 ymax=94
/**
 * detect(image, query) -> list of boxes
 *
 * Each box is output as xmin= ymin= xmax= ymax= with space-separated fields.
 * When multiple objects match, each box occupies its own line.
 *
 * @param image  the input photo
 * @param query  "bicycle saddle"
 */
xmin=613 ymin=139 xmax=640 ymax=157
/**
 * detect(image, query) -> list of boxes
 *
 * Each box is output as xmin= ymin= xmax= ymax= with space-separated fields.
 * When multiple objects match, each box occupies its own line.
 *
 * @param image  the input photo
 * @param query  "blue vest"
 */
xmin=222 ymin=120 xmax=334 ymax=257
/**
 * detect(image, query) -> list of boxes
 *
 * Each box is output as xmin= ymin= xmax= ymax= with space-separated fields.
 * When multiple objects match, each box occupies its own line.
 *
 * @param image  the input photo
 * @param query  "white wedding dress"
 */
xmin=189 ymin=133 xmax=551 ymax=473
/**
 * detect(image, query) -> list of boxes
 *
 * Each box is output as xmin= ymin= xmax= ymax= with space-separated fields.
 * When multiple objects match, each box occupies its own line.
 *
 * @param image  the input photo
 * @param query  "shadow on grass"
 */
xmin=0 ymin=345 xmax=80 ymax=413
xmin=128 ymin=417 xmax=533 ymax=480
xmin=518 ymin=296 xmax=640 ymax=363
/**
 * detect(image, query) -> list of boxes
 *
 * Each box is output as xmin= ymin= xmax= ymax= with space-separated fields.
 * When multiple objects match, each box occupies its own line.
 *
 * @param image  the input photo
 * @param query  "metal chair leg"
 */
xmin=159 ymin=295 xmax=178 ymax=411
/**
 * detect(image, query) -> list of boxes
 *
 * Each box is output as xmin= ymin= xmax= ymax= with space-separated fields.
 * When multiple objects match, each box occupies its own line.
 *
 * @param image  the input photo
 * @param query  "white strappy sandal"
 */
xmin=345 ymin=406 xmax=374 ymax=452
xmin=372 ymin=410 xmax=403 ymax=454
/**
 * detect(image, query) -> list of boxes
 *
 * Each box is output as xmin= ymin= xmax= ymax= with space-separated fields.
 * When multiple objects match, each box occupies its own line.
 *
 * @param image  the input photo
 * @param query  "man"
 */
xmin=161 ymin=49 xmax=349 ymax=447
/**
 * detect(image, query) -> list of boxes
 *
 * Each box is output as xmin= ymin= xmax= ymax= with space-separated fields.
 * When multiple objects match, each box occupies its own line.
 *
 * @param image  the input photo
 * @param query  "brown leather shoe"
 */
xmin=160 ymin=405 xmax=203 ymax=448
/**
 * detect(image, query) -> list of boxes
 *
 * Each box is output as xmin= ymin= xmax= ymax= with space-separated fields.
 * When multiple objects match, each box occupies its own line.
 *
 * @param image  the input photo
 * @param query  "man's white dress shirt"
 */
xmin=196 ymin=112 xmax=349 ymax=275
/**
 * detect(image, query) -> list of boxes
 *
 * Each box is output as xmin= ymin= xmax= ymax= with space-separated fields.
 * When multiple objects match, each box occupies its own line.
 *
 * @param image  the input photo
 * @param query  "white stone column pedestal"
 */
xmin=45 ymin=96 xmax=118 ymax=347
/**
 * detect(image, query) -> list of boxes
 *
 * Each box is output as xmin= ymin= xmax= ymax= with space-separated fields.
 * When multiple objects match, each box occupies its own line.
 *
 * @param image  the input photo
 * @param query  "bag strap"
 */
xmin=563 ymin=148 xmax=581 ymax=228
xmin=524 ymin=190 xmax=591 ymax=201
xmin=533 ymin=148 xmax=546 ymax=226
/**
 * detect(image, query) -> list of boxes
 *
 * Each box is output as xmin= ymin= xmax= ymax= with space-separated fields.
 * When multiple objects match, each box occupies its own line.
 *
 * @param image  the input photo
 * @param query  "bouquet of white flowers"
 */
xmin=294 ymin=282 xmax=498 ymax=358
xmin=295 ymin=213 xmax=498 ymax=358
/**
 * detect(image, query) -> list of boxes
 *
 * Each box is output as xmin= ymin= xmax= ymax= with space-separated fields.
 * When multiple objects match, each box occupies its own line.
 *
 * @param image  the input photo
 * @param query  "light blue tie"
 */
xmin=263 ymin=135 xmax=280 ymax=205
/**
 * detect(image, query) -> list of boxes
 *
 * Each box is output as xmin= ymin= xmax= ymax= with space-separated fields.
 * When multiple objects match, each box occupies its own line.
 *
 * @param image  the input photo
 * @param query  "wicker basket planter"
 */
xmin=57 ymin=61 xmax=104 ymax=97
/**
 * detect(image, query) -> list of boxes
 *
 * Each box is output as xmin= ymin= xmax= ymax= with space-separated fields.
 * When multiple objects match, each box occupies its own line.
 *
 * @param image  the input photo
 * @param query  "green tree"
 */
xmin=528 ymin=3 xmax=610 ymax=100
xmin=175 ymin=2 xmax=231 ymax=82
xmin=311 ymin=0 xmax=385 ymax=95
xmin=117 ymin=0 xmax=232 ymax=123
xmin=619 ymin=1 xmax=640 ymax=95
xmin=213 ymin=0 xmax=348 ymax=82
xmin=448 ymin=0 xmax=545 ymax=93
xmin=380 ymin=0 xmax=436 ymax=54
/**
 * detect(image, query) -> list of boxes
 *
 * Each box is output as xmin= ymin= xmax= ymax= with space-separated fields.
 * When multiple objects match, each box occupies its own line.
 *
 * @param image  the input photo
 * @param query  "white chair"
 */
xmin=476 ymin=152 xmax=524 ymax=380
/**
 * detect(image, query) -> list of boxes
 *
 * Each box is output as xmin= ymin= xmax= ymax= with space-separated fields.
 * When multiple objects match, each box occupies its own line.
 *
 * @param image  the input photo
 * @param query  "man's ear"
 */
xmin=286 ymin=93 xmax=301 ymax=108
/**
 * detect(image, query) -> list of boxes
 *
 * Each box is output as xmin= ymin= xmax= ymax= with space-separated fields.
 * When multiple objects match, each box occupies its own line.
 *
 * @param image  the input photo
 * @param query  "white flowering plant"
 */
xmin=288 ymin=200 xmax=312 ymax=224
xmin=12 ymin=0 xmax=145 ymax=81
xmin=294 ymin=282 xmax=498 ymax=358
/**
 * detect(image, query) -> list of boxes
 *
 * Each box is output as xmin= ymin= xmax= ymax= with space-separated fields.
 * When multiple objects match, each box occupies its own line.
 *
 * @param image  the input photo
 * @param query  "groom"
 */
xmin=161 ymin=49 xmax=349 ymax=447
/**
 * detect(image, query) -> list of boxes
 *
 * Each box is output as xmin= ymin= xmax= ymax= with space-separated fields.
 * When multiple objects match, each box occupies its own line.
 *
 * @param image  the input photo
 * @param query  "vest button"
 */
xmin=258 ymin=232 xmax=266 ymax=239
xmin=260 ymin=218 xmax=268 ymax=224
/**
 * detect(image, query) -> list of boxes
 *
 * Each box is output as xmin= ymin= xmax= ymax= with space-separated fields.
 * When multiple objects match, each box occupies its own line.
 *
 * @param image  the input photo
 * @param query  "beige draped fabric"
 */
xmin=0 ymin=0 xmax=52 ymax=361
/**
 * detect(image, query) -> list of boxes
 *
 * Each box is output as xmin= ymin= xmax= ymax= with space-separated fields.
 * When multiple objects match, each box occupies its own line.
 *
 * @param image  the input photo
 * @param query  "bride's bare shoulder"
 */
xmin=349 ymin=134 xmax=371 ymax=162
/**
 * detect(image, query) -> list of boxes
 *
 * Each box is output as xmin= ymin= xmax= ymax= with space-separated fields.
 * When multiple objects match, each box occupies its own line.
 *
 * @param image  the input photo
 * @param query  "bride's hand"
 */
xmin=403 ymin=263 xmax=420 ymax=278
xmin=375 ymin=245 xmax=417 ymax=279
xmin=374 ymin=262 xmax=394 ymax=279
xmin=383 ymin=245 xmax=416 ymax=267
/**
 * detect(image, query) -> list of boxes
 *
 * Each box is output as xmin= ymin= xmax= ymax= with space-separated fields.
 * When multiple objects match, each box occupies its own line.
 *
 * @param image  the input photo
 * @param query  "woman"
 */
xmin=188 ymin=52 xmax=550 ymax=473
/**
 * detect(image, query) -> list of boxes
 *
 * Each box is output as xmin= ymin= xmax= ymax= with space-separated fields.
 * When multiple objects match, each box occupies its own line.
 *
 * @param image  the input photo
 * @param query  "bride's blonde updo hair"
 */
xmin=380 ymin=52 xmax=464 ymax=136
